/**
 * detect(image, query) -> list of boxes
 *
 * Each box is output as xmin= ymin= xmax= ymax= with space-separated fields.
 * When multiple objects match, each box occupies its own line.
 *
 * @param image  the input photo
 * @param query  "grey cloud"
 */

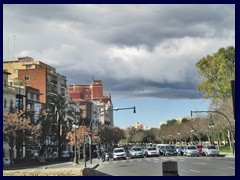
xmin=3 ymin=4 xmax=235 ymax=99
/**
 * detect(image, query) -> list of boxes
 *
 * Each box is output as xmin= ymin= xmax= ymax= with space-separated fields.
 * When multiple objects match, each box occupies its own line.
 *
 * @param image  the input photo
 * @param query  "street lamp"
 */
xmin=208 ymin=114 xmax=215 ymax=145
xmin=190 ymin=129 xmax=194 ymax=145
xmin=72 ymin=124 xmax=79 ymax=164
xmin=87 ymin=106 xmax=136 ymax=164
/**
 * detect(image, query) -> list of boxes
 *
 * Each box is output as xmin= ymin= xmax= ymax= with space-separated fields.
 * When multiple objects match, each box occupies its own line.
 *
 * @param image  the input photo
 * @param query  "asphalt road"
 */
xmin=95 ymin=156 xmax=235 ymax=176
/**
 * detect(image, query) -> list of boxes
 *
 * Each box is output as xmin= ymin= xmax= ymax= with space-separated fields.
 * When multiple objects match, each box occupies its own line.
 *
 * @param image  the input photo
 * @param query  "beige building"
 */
xmin=3 ymin=71 xmax=16 ymax=114
xmin=3 ymin=56 xmax=67 ymax=104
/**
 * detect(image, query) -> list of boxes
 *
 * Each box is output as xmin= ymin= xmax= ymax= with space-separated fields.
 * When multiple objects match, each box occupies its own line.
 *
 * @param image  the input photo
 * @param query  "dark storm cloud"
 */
xmin=3 ymin=4 xmax=235 ymax=99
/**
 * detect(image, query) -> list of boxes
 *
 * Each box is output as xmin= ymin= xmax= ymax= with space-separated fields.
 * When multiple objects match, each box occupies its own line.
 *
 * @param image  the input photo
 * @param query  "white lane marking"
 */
xmin=180 ymin=169 xmax=192 ymax=174
xmin=228 ymin=167 xmax=235 ymax=169
xmin=188 ymin=169 xmax=200 ymax=173
xmin=193 ymin=162 xmax=206 ymax=165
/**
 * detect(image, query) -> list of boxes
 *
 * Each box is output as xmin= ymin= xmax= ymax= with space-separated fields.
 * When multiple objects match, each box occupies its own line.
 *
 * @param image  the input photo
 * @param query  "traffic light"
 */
xmin=133 ymin=106 xmax=136 ymax=113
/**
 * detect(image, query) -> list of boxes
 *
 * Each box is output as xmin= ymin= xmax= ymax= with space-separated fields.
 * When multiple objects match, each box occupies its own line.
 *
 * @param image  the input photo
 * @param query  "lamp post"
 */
xmin=208 ymin=114 xmax=214 ymax=145
xmin=190 ymin=129 xmax=194 ymax=145
xmin=72 ymin=124 xmax=79 ymax=164
xmin=191 ymin=110 xmax=234 ymax=155
xmin=87 ymin=106 xmax=136 ymax=164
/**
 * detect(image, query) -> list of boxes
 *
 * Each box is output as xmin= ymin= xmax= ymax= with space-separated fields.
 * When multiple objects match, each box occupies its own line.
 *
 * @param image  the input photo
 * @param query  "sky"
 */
xmin=3 ymin=4 xmax=235 ymax=129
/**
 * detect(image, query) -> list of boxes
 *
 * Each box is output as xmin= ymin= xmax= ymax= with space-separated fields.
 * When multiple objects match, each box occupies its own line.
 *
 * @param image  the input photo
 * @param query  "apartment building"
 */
xmin=68 ymin=80 xmax=114 ymax=126
xmin=3 ymin=70 xmax=16 ymax=114
xmin=26 ymin=86 xmax=42 ymax=123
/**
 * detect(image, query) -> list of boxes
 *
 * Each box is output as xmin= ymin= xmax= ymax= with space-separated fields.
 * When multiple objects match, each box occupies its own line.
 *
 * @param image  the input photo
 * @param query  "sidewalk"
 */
xmin=3 ymin=158 xmax=102 ymax=176
xmin=221 ymin=152 xmax=235 ymax=158
xmin=67 ymin=158 xmax=101 ymax=169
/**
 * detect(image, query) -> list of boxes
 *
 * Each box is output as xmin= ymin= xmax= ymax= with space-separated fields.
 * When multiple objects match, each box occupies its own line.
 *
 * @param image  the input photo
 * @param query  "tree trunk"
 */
xmin=57 ymin=120 xmax=61 ymax=158
xmin=78 ymin=145 xmax=81 ymax=160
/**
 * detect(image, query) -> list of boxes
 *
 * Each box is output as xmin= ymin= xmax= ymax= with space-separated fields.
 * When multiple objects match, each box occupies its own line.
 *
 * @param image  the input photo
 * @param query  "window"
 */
xmin=33 ymin=94 xmax=37 ymax=100
xmin=27 ymin=92 xmax=31 ymax=99
xmin=24 ymin=76 xmax=30 ymax=81
xmin=13 ymin=69 xmax=18 ymax=73
xmin=26 ymin=65 xmax=31 ymax=69
xmin=27 ymin=104 xmax=31 ymax=111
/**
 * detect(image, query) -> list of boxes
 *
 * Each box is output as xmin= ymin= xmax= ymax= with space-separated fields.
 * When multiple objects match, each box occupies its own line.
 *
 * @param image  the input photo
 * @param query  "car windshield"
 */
xmin=132 ymin=148 xmax=142 ymax=151
xmin=188 ymin=146 xmax=197 ymax=150
xmin=207 ymin=146 xmax=216 ymax=149
xmin=114 ymin=149 xmax=124 ymax=153
xmin=166 ymin=146 xmax=175 ymax=149
xmin=148 ymin=147 xmax=157 ymax=150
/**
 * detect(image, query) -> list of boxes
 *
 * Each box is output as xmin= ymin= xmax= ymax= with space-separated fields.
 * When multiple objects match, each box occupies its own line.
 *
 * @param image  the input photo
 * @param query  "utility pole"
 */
xmin=13 ymin=35 xmax=16 ymax=58
xmin=87 ymin=106 xmax=136 ymax=164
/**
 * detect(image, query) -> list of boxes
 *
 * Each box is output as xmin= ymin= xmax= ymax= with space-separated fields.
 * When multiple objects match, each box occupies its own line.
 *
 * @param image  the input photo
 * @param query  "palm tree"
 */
xmin=38 ymin=94 xmax=69 ymax=158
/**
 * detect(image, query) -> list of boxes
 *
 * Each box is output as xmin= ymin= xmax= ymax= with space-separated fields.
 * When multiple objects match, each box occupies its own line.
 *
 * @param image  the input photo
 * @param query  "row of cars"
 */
xmin=112 ymin=146 xmax=160 ymax=160
xmin=111 ymin=144 xmax=220 ymax=161
xmin=176 ymin=145 xmax=220 ymax=157
xmin=112 ymin=144 xmax=220 ymax=160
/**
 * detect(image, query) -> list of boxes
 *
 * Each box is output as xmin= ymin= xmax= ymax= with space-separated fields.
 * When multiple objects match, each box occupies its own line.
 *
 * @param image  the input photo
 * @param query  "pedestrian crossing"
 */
xmin=103 ymin=156 xmax=208 ymax=164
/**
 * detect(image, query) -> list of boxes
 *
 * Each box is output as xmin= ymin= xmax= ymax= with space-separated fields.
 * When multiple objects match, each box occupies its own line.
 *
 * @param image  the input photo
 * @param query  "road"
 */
xmin=95 ymin=156 xmax=235 ymax=176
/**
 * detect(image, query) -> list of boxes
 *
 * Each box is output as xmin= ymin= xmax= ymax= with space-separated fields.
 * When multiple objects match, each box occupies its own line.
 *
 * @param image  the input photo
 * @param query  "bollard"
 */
xmin=162 ymin=161 xmax=179 ymax=176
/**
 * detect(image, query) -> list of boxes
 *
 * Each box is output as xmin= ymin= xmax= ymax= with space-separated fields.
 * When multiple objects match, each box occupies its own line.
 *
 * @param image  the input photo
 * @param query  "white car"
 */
xmin=3 ymin=158 xmax=11 ymax=166
xmin=113 ymin=148 xmax=127 ymax=160
xmin=129 ymin=146 xmax=144 ymax=158
xmin=145 ymin=147 xmax=159 ymax=157
xmin=202 ymin=145 xmax=219 ymax=156
xmin=184 ymin=146 xmax=199 ymax=157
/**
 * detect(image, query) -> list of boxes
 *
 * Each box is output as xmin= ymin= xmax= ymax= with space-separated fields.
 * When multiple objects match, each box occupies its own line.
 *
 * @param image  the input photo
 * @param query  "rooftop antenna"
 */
xmin=13 ymin=35 xmax=16 ymax=58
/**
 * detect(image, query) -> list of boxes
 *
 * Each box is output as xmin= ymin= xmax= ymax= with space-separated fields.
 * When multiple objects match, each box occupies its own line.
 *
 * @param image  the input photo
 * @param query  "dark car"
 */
xmin=177 ymin=146 xmax=186 ymax=156
xmin=159 ymin=144 xmax=177 ymax=156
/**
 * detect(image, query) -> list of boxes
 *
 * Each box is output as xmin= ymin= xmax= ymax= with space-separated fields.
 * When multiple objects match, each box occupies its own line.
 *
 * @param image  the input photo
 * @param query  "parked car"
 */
xmin=184 ymin=146 xmax=199 ymax=157
xmin=159 ymin=144 xmax=177 ymax=156
xmin=113 ymin=148 xmax=127 ymax=160
xmin=158 ymin=144 xmax=169 ymax=155
xmin=62 ymin=151 xmax=70 ymax=158
xmin=202 ymin=145 xmax=219 ymax=156
xmin=177 ymin=146 xmax=186 ymax=156
xmin=3 ymin=158 xmax=11 ymax=166
xmin=145 ymin=147 xmax=159 ymax=157
xmin=196 ymin=145 xmax=203 ymax=155
xmin=129 ymin=146 xmax=144 ymax=158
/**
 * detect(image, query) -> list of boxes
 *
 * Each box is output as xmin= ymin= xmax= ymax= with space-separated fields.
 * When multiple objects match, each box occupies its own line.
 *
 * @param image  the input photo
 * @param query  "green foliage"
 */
xmin=219 ymin=145 xmax=231 ymax=153
xmin=38 ymin=94 xmax=70 ymax=156
xmin=196 ymin=46 xmax=235 ymax=105
xmin=98 ymin=125 xmax=125 ymax=145
xmin=166 ymin=119 xmax=177 ymax=125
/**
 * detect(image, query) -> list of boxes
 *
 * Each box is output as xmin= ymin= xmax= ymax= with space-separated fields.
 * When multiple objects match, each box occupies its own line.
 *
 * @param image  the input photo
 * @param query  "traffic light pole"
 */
xmin=88 ymin=106 xmax=136 ymax=164
xmin=191 ymin=110 xmax=235 ymax=155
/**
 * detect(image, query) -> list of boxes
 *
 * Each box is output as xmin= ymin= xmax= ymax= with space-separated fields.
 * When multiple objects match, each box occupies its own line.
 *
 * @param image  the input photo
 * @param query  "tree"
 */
xmin=97 ymin=125 xmax=125 ymax=147
xmin=3 ymin=111 xmax=40 ymax=164
xmin=38 ymin=94 xmax=70 ymax=158
xmin=196 ymin=46 xmax=235 ymax=105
